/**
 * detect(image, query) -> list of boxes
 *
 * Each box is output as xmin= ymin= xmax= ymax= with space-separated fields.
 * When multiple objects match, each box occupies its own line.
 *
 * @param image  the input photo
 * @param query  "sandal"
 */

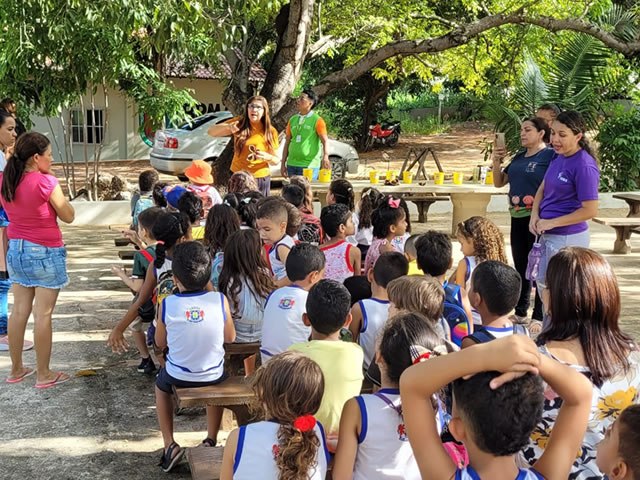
xmin=202 ymin=438 xmax=216 ymax=447
xmin=159 ymin=442 xmax=184 ymax=473
xmin=35 ymin=372 xmax=71 ymax=389
xmin=6 ymin=367 xmax=35 ymax=384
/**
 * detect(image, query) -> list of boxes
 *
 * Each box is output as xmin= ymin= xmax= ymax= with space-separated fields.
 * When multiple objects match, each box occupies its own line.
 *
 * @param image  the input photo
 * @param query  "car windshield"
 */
xmin=178 ymin=113 xmax=231 ymax=131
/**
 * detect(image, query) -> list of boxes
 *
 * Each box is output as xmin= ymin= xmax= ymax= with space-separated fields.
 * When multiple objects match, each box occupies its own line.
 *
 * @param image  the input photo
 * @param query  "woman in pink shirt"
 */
xmin=1 ymin=132 xmax=75 ymax=388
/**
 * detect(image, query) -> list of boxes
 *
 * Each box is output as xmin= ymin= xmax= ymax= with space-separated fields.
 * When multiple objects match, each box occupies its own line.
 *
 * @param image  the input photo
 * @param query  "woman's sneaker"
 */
xmin=137 ymin=357 xmax=156 ymax=375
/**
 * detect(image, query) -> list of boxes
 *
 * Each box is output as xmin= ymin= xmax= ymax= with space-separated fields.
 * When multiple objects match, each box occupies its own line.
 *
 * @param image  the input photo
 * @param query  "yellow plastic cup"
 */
xmin=485 ymin=170 xmax=494 ymax=186
xmin=434 ymin=172 xmax=445 ymax=185
xmin=402 ymin=171 xmax=413 ymax=184
xmin=302 ymin=168 xmax=314 ymax=181
xmin=453 ymin=172 xmax=464 ymax=185
xmin=318 ymin=169 xmax=332 ymax=183
xmin=385 ymin=170 xmax=397 ymax=181
xmin=369 ymin=170 xmax=379 ymax=184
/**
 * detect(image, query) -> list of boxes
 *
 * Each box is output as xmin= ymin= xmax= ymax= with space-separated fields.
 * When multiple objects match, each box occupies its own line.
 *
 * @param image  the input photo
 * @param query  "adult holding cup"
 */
xmin=529 ymin=111 xmax=599 ymax=300
xmin=208 ymin=96 xmax=279 ymax=197
xmin=1 ymin=132 xmax=75 ymax=387
xmin=491 ymin=118 xmax=554 ymax=322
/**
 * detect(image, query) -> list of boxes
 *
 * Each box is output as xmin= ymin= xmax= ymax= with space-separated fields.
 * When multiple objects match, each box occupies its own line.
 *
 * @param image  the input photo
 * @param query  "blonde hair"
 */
xmin=456 ymin=216 xmax=507 ymax=263
xmin=251 ymin=351 xmax=324 ymax=480
xmin=387 ymin=275 xmax=444 ymax=321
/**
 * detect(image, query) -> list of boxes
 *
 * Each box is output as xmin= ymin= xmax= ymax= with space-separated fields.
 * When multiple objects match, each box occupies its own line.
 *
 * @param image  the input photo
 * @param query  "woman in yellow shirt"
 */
xmin=208 ymin=96 xmax=279 ymax=196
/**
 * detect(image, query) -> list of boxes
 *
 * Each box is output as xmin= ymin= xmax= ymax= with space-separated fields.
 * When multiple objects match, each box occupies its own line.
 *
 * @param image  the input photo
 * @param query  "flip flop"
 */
xmin=35 ymin=372 xmax=71 ymax=389
xmin=6 ymin=367 xmax=35 ymax=384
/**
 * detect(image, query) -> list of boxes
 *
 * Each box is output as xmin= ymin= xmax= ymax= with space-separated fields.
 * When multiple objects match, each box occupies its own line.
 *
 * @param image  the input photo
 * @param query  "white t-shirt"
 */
xmin=347 ymin=211 xmax=359 ymax=245
xmin=260 ymin=285 xmax=310 ymax=364
xmin=268 ymin=235 xmax=296 ymax=280
xmin=0 ymin=150 xmax=6 ymax=172
xmin=357 ymin=298 xmax=390 ymax=369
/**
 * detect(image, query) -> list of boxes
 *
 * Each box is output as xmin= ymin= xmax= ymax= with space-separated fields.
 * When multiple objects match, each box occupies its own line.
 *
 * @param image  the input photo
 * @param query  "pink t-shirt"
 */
xmin=0 ymin=172 xmax=63 ymax=247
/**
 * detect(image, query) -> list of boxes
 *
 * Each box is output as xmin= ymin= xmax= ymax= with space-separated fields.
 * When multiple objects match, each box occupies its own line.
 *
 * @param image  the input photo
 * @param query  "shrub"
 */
xmin=596 ymin=108 xmax=640 ymax=192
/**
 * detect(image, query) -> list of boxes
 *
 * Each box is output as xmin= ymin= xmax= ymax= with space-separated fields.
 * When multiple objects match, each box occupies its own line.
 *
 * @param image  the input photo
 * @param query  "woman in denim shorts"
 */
xmin=0 ymin=132 xmax=75 ymax=388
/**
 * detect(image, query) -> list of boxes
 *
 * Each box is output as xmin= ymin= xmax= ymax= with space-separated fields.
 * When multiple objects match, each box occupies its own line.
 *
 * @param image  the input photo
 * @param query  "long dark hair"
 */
xmin=151 ymin=211 xmax=190 ymax=269
xmin=1 ymin=132 xmax=50 ymax=203
xmin=329 ymin=178 xmax=355 ymax=211
xmin=554 ymin=111 xmax=596 ymax=160
xmin=537 ymin=247 xmax=635 ymax=387
xmin=234 ymin=96 xmax=277 ymax=154
xmin=525 ymin=116 xmax=551 ymax=144
xmin=218 ymin=229 xmax=274 ymax=313
xmin=358 ymin=187 xmax=383 ymax=229
xmin=203 ymin=204 xmax=240 ymax=255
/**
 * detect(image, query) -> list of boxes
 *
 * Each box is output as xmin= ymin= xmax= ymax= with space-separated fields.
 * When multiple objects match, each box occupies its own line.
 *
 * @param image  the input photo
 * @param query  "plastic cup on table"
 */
xmin=402 ymin=171 xmax=413 ymax=184
xmin=369 ymin=170 xmax=379 ymax=184
xmin=303 ymin=168 xmax=314 ymax=181
xmin=385 ymin=170 xmax=397 ymax=181
xmin=318 ymin=169 xmax=332 ymax=183
xmin=434 ymin=172 xmax=445 ymax=185
xmin=453 ymin=172 xmax=464 ymax=185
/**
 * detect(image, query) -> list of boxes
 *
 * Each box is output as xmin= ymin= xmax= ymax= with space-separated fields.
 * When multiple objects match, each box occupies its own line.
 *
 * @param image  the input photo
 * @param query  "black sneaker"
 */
xmin=137 ymin=357 xmax=156 ymax=375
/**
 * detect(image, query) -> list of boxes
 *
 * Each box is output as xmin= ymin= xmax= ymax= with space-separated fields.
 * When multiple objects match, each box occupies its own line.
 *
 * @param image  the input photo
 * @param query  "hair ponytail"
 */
xmin=152 ymin=211 xmax=190 ymax=268
xmin=276 ymin=425 xmax=320 ymax=480
xmin=578 ymin=137 xmax=597 ymax=160
xmin=358 ymin=187 xmax=382 ymax=229
xmin=1 ymin=132 xmax=50 ymax=203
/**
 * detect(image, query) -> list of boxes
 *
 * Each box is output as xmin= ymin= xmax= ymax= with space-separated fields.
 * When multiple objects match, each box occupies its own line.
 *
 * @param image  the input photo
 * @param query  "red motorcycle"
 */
xmin=364 ymin=121 xmax=401 ymax=151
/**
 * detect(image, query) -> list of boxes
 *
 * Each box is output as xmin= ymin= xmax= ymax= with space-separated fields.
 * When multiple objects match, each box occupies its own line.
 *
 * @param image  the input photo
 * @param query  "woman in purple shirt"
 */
xmin=529 ymin=111 xmax=599 ymax=294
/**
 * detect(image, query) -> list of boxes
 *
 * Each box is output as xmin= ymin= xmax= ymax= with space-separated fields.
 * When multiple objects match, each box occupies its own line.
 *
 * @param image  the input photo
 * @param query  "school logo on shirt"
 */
xmin=271 ymin=444 xmax=280 ymax=459
xmin=185 ymin=307 xmax=205 ymax=323
xmin=397 ymin=423 xmax=408 ymax=441
xmin=557 ymin=171 xmax=569 ymax=183
xmin=278 ymin=297 xmax=295 ymax=310
xmin=526 ymin=162 xmax=537 ymax=173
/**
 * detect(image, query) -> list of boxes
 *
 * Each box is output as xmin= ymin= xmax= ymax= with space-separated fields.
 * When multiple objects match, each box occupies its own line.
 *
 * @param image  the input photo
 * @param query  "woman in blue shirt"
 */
xmin=491 ymin=117 xmax=555 ymax=323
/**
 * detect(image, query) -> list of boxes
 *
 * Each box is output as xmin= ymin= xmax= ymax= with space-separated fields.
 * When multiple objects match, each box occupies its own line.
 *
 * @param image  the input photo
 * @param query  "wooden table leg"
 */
xmin=613 ymin=226 xmax=633 ymax=254
xmin=624 ymin=200 xmax=640 ymax=217
xmin=449 ymin=193 xmax=492 ymax=235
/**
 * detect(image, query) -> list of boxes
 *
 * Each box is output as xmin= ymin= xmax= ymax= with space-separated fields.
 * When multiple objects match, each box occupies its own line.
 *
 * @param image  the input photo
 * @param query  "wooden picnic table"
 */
xmin=311 ymin=180 xmax=507 ymax=234
xmin=613 ymin=193 xmax=640 ymax=217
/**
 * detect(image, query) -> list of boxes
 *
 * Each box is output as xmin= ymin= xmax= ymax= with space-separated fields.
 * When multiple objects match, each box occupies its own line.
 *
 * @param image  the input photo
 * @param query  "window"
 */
xmin=70 ymin=109 xmax=104 ymax=144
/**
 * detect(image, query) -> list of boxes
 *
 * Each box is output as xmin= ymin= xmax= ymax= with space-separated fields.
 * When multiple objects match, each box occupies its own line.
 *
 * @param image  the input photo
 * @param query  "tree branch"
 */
xmin=306 ymin=34 xmax=348 ymax=59
xmin=312 ymin=13 xmax=640 ymax=98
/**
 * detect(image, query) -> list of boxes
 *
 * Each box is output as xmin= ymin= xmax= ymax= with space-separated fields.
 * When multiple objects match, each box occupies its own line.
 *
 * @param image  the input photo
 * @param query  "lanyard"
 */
xmin=374 ymin=392 xmax=402 ymax=417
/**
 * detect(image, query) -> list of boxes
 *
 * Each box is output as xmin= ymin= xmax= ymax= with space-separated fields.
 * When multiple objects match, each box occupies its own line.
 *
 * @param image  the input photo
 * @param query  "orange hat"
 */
xmin=184 ymin=160 xmax=214 ymax=184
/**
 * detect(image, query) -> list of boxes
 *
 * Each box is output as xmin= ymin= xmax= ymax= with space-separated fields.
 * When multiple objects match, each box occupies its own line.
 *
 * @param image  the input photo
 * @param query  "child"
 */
xmin=391 ymin=197 xmax=412 ymax=253
xmin=415 ymin=231 xmax=474 ymax=344
xmin=326 ymin=178 xmax=358 ymax=245
xmin=107 ymin=211 xmax=191 ymax=354
xmin=220 ymin=351 xmax=330 ymax=480
xmin=260 ymin=243 xmax=325 ymax=364
xmin=203 ymin=204 xmax=241 ymax=289
xmin=289 ymin=175 xmax=315 ymax=215
xmin=283 ymin=183 xmax=323 ymax=244
xmin=364 ymin=195 xmax=408 ymax=275
xmin=152 ymin=181 xmax=168 ymax=208
xmin=354 ymin=187 xmax=383 ymax=261
xmin=343 ymin=276 xmax=372 ymax=306
xmin=320 ymin=204 xmax=361 ymax=283
xmin=177 ymin=191 xmax=205 ymax=240
xmin=461 ymin=261 xmax=528 ymax=347
xmin=349 ymin=252 xmax=409 ymax=370
xmin=256 ymin=199 xmax=295 ymax=286
xmin=154 ymin=241 xmax=236 ymax=472
xmin=404 ymin=234 xmax=422 ymax=275
xmin=219 ymin=229 xmax=274 ymax=343
xmin=184 ymin=159 xmax=222 ymax=217
xmin=237 ymin=191 xmax=263 ymax=229
xmin=596 ymin=404 xmax=640 ymax=480
xmin=400 ymin=335 xmax=593 ymax=480
xmin=131 ymin=169 xmax=159 ymax=228
xmin=289 ymin=280 xmax=364 ymax=452
xmin=334 ymin=312 xmax=447 ymax=480
xmin=453 ymin=216 xmax=508 ymax=290
xmin=110 ymin=206 xmax=163 ymax=374
xmin=283 ymin=201 xmax=302 ymax=238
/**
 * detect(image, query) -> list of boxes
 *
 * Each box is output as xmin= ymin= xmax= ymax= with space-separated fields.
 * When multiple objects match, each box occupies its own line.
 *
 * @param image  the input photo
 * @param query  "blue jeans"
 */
xmin=7 ymin=239 xmax=69 ymax=289
xmin=287 ymin=165 xmax=319 ymax=180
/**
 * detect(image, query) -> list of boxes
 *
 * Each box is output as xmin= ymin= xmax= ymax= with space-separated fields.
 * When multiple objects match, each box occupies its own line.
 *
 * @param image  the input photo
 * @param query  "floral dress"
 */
xmin=522 ymin=345 xmax=640 ymax=479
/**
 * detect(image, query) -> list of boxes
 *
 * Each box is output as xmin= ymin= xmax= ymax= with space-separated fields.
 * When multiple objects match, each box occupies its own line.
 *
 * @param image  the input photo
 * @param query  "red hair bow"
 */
xmin=293 ymin=415 xmax=317 ymax=432
xmin=412 ymin=352 xmax=431 ymax=365
xmin=388 ymin=197 xmax=400 ymax=208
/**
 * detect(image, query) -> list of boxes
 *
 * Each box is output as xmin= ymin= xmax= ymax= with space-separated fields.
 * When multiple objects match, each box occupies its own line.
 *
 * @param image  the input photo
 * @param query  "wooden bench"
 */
xmin=593 ymin=217 xmax=640 ymax=254
xmin=405 ymin=194 xmax=450 ymax=223
xmin=118 ymin=250 xmax=136 ymax=260
xmin=114 ymin=237 xmax=132 ymax=247
xmin=223 ymin=342 xmax=261 ymax=376
xmin=613 ymin=193 xmax=640 ymax=217
xmin=186 ymin=446 xmax=223 ymax=480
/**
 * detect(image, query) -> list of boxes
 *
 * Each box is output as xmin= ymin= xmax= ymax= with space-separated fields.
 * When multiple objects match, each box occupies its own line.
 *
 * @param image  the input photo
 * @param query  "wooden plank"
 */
xmin=186 ymin=446 xmax=223 ymax=480
xmin=108 ymin=224 xmax=130 ymax=231
xmin=593 ymin=217 xmax=640 ymax=227
xmin=118 ymin=250 xmax=136 ymax=260
xmin=174 ymin=376 xmax=254 ymax=409
xmin=223 ymin=342 xmax=261 ymax=357
xmin=612 ymin=193 xmax=640 ymax=202
xmin=114 ymin=238 xmax=131 ymax=247
xmin=612 ymin=193 xmax=640 ymax=217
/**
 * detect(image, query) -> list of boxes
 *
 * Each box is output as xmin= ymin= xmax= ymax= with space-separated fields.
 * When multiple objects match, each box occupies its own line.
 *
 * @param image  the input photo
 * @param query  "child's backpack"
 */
xmin=442 ymin=282 xmax=472 ymax=347
xmin=297 ymin=212 xmax=324 ymax=245
xmin=187 ymin=184 xmax=215 ymax=218
xmin=464 ymin=324 xmax=530 ymax=344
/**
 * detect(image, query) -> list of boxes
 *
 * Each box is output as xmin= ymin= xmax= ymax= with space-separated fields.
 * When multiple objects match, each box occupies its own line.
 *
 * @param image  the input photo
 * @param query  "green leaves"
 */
xmin=597 ymin=108 xmax=640 ymax=192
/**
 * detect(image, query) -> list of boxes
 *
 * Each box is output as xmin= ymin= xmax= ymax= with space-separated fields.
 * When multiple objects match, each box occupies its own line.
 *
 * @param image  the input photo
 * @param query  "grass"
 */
xmin=391 ymin=110 xmax=452 ymax=135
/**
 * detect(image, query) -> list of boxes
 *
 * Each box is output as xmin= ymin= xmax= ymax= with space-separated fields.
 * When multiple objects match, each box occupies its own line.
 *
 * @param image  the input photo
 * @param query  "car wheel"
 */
xmin=330 ymin=156 xmax=347 ymax=179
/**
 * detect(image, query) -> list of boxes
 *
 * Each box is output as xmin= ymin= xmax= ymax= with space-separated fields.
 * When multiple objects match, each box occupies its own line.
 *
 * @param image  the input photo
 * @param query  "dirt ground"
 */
xmin=2 ymin=125 xmax=639 ymax=479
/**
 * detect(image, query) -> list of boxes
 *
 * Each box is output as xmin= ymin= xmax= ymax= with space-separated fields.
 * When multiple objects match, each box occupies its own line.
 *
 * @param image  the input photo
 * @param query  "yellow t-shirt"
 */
xmin=288 ymin=340 xmax=364 ymax=450
xmin=229 ymin=122 xmax=279 ymax=179
xmin=191 ymin=225 xmax=205 ymax=240
xmin=407 ymin=259 xmax=423 ymax=275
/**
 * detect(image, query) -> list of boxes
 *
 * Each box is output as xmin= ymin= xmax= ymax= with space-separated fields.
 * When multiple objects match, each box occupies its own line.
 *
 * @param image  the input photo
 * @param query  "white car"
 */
xmin=150 ymin=111 xmax=359 ymax=179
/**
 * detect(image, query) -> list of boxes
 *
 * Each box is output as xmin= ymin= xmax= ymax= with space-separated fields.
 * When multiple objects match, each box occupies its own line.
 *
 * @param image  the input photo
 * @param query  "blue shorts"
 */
xmin=7 ymin=239 xmax=69 ymax=289
xmin=155 ymin=367 xmax=226 ymax=394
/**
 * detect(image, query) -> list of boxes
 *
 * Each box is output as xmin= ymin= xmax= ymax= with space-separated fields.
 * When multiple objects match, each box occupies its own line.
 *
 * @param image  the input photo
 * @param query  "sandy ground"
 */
xmin=0 ymin=211 xmax=639 ymax=479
